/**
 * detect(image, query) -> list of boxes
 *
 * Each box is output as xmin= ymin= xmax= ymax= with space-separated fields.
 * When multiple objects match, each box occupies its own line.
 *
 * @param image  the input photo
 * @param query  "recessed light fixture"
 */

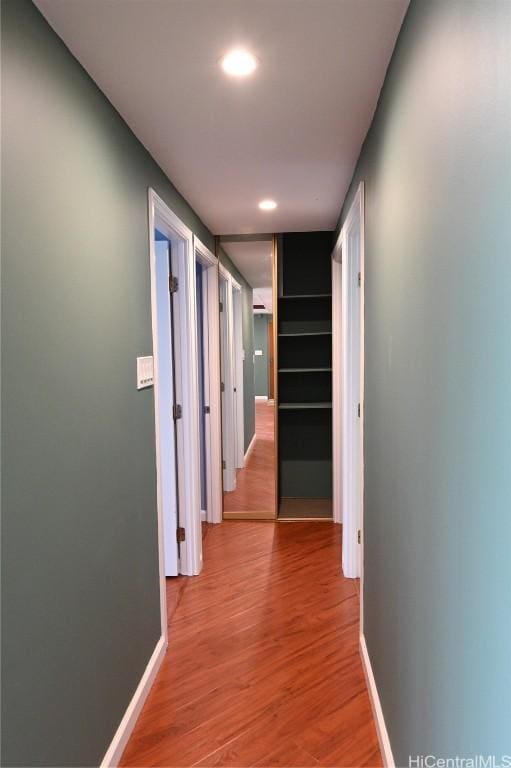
xmin=258 ymin=199 xmax=277 ymax=211
xmin=221 ymin=48 xmax=258 ymax=78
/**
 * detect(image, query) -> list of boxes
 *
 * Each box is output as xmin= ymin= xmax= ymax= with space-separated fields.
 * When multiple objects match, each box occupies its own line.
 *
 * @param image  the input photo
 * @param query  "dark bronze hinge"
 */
xmin=176 ymin=527 xmax=186 ymax=543
xmin=169 ymin=275 xmax=179 ymax=293
xmin=358 ymin=272 xmax=361 ymax=287
xmin=173 ymin=403 xmax=183 ymax=421
xmin=219 ymin=301 xmax=223 ymax=312
xmin=204 ymin=405 xmax=210 ymax=414
xmin=222 ymin=459 xmax=226 ymax=469
xmin=357 ymin=530 xmax=361 ymax=544
xmin=357 ymin=403 xmax=361 ymax=418
xmin=220 ymin=382 xmax=225 ymax=392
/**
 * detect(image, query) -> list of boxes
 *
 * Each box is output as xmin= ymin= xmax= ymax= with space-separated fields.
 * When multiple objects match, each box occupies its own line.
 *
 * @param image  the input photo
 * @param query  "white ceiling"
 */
xmin=35 ymin=0 xmax=408 ymax=235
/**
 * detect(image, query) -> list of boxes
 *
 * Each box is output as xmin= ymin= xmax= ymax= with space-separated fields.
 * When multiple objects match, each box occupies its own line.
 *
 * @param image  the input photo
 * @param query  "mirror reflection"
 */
xmin=217 ymin=236 xmax=276 ymax=520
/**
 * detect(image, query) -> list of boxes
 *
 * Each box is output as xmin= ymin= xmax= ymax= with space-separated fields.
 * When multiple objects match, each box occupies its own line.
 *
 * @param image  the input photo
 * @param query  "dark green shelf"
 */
xmin=278 ymin=330 xmax=332 ymax=337
xmin=280 ymin=293 xmax=332 ymax=299
xmin=278 ymin=402 xmax=332 ymax=410
xmin=279 ymin=367 xmax=332 ymax=373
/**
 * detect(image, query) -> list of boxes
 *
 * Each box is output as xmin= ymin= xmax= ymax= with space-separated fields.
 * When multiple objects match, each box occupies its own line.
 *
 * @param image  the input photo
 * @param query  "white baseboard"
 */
xmin=100 ymin=635 xmax=167 ymax=767
xmin=244 ymin=432 xmax=257 ymax=463
xmin=255 ymin=395 xmax=268 ymax=401
xmin=201 ymin=509 xmax=206 ymax=522
xmin=360 ymin=634 xmax=395 ymax=768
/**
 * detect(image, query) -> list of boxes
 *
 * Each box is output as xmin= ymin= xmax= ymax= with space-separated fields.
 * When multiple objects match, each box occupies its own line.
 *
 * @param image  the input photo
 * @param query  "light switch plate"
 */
xmin=137 ymin=356 xmax=154 ymax=389
xmin=255 ymin=350 xmax=263 ymax=356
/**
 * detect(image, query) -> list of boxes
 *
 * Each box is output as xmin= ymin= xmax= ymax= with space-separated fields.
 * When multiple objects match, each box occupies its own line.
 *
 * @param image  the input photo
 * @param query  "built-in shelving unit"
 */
xmin=276 ymin=231 xmax=333 ymax=519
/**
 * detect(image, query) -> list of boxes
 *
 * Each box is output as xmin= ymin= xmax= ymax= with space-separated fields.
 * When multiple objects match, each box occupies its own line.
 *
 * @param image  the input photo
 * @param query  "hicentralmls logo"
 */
xmin=409 ymin=757 xmax=511 ymax=768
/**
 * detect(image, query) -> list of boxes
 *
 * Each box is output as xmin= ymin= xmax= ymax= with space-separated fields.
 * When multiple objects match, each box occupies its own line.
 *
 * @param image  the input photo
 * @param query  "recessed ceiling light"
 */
xmin=258 ymin=199 xmax=277 ymax=211
xmin=221 ymin=48 xmax=258 ymax=77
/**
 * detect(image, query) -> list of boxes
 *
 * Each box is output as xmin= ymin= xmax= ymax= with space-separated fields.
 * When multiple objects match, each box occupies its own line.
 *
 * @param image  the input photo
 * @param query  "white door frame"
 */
xmin=148 ymin=189 xmax=202 ymax=581
xmin=332 ymin=234 xmax=343 ymax=528
xmin=194 ymin=237 xmax=223 ymax=524
xmin=219 ymin=264 xmax=236 ymax=492
xmin=332 ymin=182 xmax=365 ymax=582
xmin=231 ymin=278 xmax=245 ymax=469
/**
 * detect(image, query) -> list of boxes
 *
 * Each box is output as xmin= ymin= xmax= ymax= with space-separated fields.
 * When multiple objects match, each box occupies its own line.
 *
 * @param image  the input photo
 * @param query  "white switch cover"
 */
xmin=137 ymin=356 xmax=154 ymax=389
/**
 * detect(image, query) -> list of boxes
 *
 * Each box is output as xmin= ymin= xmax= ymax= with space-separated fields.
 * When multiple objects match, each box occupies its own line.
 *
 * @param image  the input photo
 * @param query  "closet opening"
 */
xmin=276 ymin=232 xmax=334 ymax=520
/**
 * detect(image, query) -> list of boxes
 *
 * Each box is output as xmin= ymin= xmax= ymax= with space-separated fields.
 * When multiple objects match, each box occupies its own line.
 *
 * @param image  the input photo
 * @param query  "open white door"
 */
xmin=335 ymin=182 xmax=365 ymax=580
xmin=154 ymin=240 xmax=179 ymax=576
xmin=149 ymin=189 xmax=202 ymax=583
xmin=231 ymin=281 xmax=245 ymax=469
xmin=219 ymin=267 xmax=236 ymax=491
xmin=194 ymin=237 xmax=223 ymax=524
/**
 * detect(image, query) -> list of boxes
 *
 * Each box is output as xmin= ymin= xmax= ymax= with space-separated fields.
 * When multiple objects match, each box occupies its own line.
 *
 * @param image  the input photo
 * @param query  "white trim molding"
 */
xmin=360 ymin=635 xmax=395 ymax=768
xmin=255 ymin=395 xmax=268 ymax=401
xmin=244 ymin=432 xmax=257 ymax=463
xmin=100 ymin=636 xmax=166 ymax=768
xmin=332 ymin=234 xmax=342 ymax=526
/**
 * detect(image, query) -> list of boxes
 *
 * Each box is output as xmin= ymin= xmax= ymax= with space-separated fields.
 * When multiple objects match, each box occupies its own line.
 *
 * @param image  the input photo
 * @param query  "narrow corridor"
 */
xmin=120 ymin=522 xmax=381 ymax=767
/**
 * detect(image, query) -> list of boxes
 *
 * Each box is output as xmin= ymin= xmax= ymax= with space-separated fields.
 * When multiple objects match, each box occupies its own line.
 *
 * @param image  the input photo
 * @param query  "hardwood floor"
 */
xmin=120 ymin=522 xmax=382 ymax=768
xmin=223 ymin=401 xmax=275 ymax=517
xmin=279 ymin=498 xmax=333 ymax=520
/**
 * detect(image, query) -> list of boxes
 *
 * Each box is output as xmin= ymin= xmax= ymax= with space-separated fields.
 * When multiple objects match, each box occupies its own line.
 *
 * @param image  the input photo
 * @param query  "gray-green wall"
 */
xmin=254 ymin=314 xmax=271 ymax=397
xmin=1 ymin=1 xmax=214 ymax=765
xmin=218 ymin=250 xmax=256 ymax=452
xmin=338 ymin=0 xmax=511 ymax=763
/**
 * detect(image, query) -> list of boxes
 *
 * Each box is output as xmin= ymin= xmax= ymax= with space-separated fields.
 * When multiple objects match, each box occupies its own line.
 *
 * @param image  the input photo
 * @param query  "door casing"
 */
xmin=148 ymin=189 xmax=203 ymax=586
xmin=219 ymin=264 xmax=236 ymax=492
xmin=231 ymin=280 xmax=245 ymax=470
xmin=194 ymin=237 xmax=223 ymax=524
xmin=332 ymin=182 xmax=365 ymax=586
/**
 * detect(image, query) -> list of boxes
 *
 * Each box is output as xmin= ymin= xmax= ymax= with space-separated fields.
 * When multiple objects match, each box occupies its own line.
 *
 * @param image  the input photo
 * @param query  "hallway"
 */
xmin=224 ymin=401 xmax=275 ymax=518
xmin=120 ymin=522 xmax=381 ymax=767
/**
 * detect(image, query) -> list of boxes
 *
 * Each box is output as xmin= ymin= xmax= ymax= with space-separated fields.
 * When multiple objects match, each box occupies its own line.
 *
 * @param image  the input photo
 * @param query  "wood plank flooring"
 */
xmin=279 ymin=498 xmax=333 ymax=520
xmin=120 ymin=522 xmax=382 ymax=768
xmin=223 ymin=401 xmax=275 ymax=516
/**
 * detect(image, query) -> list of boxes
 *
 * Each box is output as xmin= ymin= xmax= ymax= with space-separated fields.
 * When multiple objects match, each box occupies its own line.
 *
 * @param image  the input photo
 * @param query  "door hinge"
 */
xmin=219 ymin=301 xmax=223 ymax=312
xmin=173 ymin=403 xmax=183 ymax=421
xmin=176 ymin=526 xmax=186 ymax=543
xmin=357 ymin=403 xmax=361 ymax=417
xmin=357 ymin=529 xmax=361 ymax=544
xmin=358 ymin=272 xmax=361 ymax=287
xmin=220 ymin=382 xmax=225 ymax=392
xmin=169 ymin=275 xmax=179 ymax=293
xmin=222 ymin=459 xmax=226 ymax=469
xmin=204 ymin=405 xmax=210 ymax=414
